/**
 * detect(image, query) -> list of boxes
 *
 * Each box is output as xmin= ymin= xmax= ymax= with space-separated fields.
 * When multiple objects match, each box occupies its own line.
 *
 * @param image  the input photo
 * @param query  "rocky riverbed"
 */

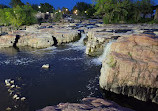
xmin=38 ymin=97 xmax=133 ymax=111
xmin=0 ymin=22 xmax=158 ymax=111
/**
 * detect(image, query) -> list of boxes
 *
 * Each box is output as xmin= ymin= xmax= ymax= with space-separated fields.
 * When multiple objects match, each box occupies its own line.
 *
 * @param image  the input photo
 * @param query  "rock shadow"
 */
xmin=52 ymin=36 xmax=58 ymax=46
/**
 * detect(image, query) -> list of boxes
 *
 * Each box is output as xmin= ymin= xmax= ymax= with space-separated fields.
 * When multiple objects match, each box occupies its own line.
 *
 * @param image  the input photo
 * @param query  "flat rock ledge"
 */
xmin=0 ymin=26 xmax=81 ymax=49
xmin=100 ymin=34 xmax=158 ymax=104
xmin=37 ymin=97 xmax=133 ymax=111
xmin=85 ymin=30 xmax=120 ymax=56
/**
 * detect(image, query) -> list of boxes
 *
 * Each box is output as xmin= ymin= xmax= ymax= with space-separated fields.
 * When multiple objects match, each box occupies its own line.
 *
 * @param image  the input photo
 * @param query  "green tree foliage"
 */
xmin=0 ymin=4 xmax=9 ymax=9
xmin=32 ymin=4 xmax=39 ymax=12
xmin=53 ymin=10 xmax=62 ymax=22
xmin=62 ymin=7 xmax=70 ymax=14
xmin=139 ymin=0 xmax=154 ymax=18
xmin=95 ymin=0 xmax=154 ymax=23
xmin=95 ymin=0 xmax=130 ymax=23
xmin=86 ymin=7 xmax=96 ymax=17
xmin=73 ymin=2 xmax=92 ymax=15
xmin=39 ymin=3 xmax=54 ymax=13
xmin=10 ymin=0 xmax=24 ymax=7
xmin=0 ymin=8 xmax=11 ymax=25
xmin=0 ymin=5 xmax=36 ymax=28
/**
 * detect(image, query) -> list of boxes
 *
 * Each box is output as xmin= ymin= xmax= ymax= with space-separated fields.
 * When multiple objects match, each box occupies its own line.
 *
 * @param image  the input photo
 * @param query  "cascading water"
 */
xmin=67 ymin=33 xmax=87 ymax=51
xmin=92 ymin=41 xmax=115 ymax=65
xmin=73 ymin=33 xmax=87 ymax=46
xmin=98 ymin=41 xmax=113 ymax=62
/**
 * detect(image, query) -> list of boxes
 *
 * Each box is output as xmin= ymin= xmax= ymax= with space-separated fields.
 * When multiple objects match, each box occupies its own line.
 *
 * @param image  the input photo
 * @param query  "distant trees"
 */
xmin=0 ymin=4 xmax=36 ymax=28
xmin=0 ymin=8 xmax=11 ymax=26
xmin=95 ymin=0 xmax=155 ymax=23
xmin=39 ymin=3 xmax=55 ymax=13
xmin=0 ymin=4 xmax=9 ymax=9
xmin=72 ymin=2 xmax=92 ymax=15
xmin=10 ymin=0 xmax=24 ymax=7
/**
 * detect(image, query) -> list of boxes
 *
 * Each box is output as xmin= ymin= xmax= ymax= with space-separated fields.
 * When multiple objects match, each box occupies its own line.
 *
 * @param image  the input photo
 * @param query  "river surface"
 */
xmin=0 ymin=35 xmax=102 ymax=111
xmin=1 ymin=33 xmax=158 ymax=111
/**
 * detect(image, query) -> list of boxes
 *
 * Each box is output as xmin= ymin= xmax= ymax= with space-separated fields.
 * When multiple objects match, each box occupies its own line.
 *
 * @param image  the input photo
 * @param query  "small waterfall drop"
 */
xmin=98 ymin=42 xmax=113 ymax=62
xmin=91 ymin=41 xmax=114 ymax=65
xmin=75 ymin=33 xmax=87 ymax=46
xmin=67 ymin=33 xmax=87 ymax=51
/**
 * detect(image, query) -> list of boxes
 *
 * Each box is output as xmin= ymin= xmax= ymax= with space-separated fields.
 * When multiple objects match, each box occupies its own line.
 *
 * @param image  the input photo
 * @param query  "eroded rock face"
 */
xmin=100 ymin=34 xmax=158 ymax=104
xmin=16 ymin=33 xmax=54 ymax=48
xmin=85 ymin=31 xmax=119 ymax=56
xmin=52 ymin=29 xmax=80 ymax=45
xmin=0 ymin=34 xmax=16 ymax=48
xmin=37 ymin=97 xmax=133 ymax=111
xmin=0 ymin=26 xmax=81 ymax=49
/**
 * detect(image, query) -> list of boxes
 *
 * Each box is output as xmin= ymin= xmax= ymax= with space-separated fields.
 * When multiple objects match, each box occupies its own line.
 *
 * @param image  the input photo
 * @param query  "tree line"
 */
xmin=95 ymin=0 xmax=156 ymax=23
xmin=0 ymin=0 xmax=157 ymax=28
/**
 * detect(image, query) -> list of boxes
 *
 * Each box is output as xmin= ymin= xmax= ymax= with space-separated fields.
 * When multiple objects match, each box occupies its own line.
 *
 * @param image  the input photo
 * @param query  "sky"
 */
xmin=0 ymin=0 xmax=93 ymax=10
xmin=0 ymin=0 xmax=158 ymax=10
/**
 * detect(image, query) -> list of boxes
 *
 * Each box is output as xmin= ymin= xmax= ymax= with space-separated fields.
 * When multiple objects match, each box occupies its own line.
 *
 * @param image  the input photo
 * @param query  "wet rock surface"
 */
xmin=100 ymin=34 xmax=158 ymax=104
xmin=0 ymin=24 xmax=81 ymax=48
xmin=85 ymin=31 xmax=119 ymax=56
xmin=37 ymin=97 xmax=133 ymax=111
xmin=0 ymin=34 xmax=16 ymax=48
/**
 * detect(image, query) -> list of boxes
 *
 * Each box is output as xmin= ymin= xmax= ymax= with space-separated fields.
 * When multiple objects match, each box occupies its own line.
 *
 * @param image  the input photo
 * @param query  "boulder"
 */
xmin=100 ymin=34 xmax=158 ymax=104
xmin=17 ymin=33 xmax=54 ymax=48
xmin=0 ymin=34 xmax=16 ymax=48
xmin=52 ymin=29 xmax=81 ymax=45
xmin=37 ymin=97 xmax=133 ymax=111
xmin=85 ymin=31 xmax=119 ymax=56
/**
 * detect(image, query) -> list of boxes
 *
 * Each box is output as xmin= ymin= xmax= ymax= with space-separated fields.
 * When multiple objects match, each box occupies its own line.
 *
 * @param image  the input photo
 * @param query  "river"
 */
xmin=0 ymin=34 xmax=102 ymax=111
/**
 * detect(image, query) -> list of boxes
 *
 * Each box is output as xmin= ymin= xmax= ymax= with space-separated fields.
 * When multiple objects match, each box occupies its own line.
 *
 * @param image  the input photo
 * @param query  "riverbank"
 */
xmin=0 ymin=21 xmax=158 ymax=111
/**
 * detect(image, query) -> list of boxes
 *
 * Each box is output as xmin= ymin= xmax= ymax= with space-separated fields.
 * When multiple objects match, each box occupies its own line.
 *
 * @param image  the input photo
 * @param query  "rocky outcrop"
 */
xmin=100 ymin=34 xmax=158 ymax=104
xmin=85 ymin=30 xmax=120 ymax=56
xmin=37 ymin=97 xmax=133 ymax=111
xmin=0 ymin=34 xmax=16 ymax=48
xmin=52 ymin=29 xmax=80 ymax=45
xmin=16 ymin=33 xmax=54 ymax=48
xmin=0 ymin=26 xmax=81 ymax=49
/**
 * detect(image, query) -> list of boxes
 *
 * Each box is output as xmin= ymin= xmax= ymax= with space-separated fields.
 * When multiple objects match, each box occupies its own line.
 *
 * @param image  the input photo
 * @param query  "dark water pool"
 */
xmin=0 ymin=44 xmax=102 ymax=111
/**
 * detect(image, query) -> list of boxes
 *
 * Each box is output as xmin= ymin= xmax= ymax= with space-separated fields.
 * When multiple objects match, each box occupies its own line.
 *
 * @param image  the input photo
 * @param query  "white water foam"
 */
xmin=0 ymin=57 xmax=35 ymax=65
xmin=59 ymin=57 xmax=83 ymax=61
xmin=91 ymin=41 xmax=114 ymax=65
xmin=67 ymin=33 xmax=87 ymax=51
xmin=86 ymin=75 xmax=99 ymax=97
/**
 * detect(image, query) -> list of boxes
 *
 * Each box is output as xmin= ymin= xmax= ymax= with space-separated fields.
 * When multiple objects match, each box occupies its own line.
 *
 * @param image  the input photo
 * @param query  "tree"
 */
xmin=72 ymin=2 xmax=92 ymax=15
xmin=139 ymin=0 xmax=154 ymax=18
xmin=95 ymin=0 xmax=155 ymax=23
xmin=10 ymin=0 xmax=24 ymax=7
xmin=32 ymin=4 xmax=39 ymax=12
xmin=0 ymin=4 xmax=9 ymax=9
xmin=86 ymin=7 xmax=96 ymax=17
xmin=95 ymin=0 xmax=130 ymax=23
xmin=155 ymin=7 xmax=158 ymax=20
xmin=0 ymin=8 xmax=11 ymax=25
xmin=62 ymin=7 xmax=70 ymax=14
xmin=0 ymin=5 xmax=36 ymax=28
xmin=39 ymin=3 xmax=54 ymax=13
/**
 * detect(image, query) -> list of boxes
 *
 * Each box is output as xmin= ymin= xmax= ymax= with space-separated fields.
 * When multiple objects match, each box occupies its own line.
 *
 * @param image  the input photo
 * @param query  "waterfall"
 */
xmin=75 ymin=33 xmax=87 ymax=46
xmin=98 ymin=41 xmax=113 ymax=62
xmin=92 ymin=41 xmax=114 ymax=65
xmin=68 ymin=33 xmax=87 ymax=51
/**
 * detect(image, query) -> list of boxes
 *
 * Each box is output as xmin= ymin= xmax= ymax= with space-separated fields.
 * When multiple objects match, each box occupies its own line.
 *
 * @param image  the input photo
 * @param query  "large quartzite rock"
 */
xmin=17 ymin=32 xmax=54 ymax=48
xmin=85 ymin=30 xmax=119 ymax=56
xmin=37 ymin=97 xmax=133 ymax=111
xmin=52 ymin=29 xmax=81 ymax=45
xmin=100 ymin=34 xmax=158 ymax=103
xmin=0 ymin=34 xmax=16 ymax=48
